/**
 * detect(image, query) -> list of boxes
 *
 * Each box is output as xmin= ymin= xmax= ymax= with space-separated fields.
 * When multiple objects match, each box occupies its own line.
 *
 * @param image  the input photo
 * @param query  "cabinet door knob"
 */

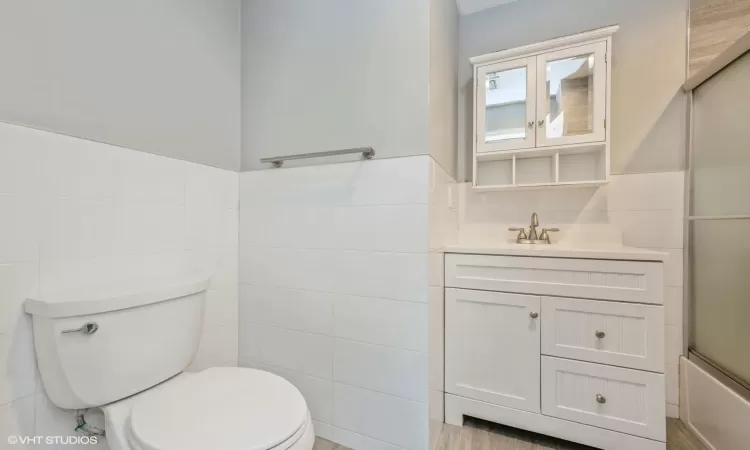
xmin=595 ymin=330 xmax=606 ymax=339
xmin=528 ymin=121 xmax=535 ymax=128
xmin=538 ymin=119 xmax=545 ymax=126
xmin=596 ymin=394 xmax=607 ymax=404
xmin=529 ymin=312 xmax=539 ymax=319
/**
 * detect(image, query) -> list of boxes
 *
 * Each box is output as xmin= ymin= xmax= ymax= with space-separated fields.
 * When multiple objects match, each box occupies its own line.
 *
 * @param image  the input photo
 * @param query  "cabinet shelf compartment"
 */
xmin=473 ymin=143 xmax=607 ymax=190
xmin=516 ymin=155 xmax=555 ymax=185
xmin=476 ymin=159 xmax=514 ymax=186
xmin=558 ymin=150 xmax=606 ymax=183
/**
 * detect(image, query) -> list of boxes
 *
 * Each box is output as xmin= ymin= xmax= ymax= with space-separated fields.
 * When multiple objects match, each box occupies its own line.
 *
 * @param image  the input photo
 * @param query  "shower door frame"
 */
xmin=684 ymin=88 xmax=750 ymax=403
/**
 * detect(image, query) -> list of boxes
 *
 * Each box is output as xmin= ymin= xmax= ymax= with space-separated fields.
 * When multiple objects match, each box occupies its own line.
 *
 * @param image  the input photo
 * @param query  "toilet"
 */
xmin=24 ymin=279 xmax=315 ymax=450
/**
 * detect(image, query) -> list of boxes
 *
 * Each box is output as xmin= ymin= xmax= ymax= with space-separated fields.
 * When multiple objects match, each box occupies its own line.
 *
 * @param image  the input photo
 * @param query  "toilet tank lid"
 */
xmin=24 ymin=278 xmax=210 ymax=318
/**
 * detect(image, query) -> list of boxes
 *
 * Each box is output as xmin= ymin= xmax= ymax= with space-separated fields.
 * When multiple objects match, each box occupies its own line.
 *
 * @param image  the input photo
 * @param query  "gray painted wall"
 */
xmin=0 ymin=0 xmax=241 ymax=171
xmin=458 ymin=0 xmax=688 ymax=181
xmin=429 ymin=0 xmax=460 ymax=179
xmin=241 ymin=0 xmax=430 ymax=171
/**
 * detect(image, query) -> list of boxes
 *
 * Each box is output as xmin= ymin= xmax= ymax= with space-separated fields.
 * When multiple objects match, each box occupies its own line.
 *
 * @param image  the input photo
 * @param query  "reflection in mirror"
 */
xmin=484 ymin=67 xmax=526 ymax=144
xmin=546 ymin=54 xmax=594 ymax=139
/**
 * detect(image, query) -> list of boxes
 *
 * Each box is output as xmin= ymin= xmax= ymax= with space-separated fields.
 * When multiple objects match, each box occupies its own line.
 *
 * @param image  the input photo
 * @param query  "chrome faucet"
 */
xmin=509 ymin=213 xmax=559 ymax=244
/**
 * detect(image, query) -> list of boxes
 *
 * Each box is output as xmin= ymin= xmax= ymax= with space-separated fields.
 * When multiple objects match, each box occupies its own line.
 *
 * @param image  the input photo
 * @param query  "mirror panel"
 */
xmin=484 ymin=67 xmax=527 ymax=144
xmin=545 ymin=54 xmax=595 ymax=139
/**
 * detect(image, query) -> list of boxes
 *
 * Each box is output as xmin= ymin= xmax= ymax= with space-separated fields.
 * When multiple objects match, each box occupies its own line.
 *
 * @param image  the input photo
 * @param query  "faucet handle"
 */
xmin=509 ymin=227 xmax=528 ymax=241
xmin=539 ymin=228 xmax=559 ymax=243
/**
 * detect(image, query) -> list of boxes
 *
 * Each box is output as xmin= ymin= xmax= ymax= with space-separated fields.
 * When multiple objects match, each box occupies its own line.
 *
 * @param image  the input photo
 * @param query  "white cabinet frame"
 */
xmin=471 ymin=25 xmax=618 ymax=191
xmin=535 ymin=41 xmax=608 ymax=147
xmin=476 ymin=57 xmax=537 ymax=153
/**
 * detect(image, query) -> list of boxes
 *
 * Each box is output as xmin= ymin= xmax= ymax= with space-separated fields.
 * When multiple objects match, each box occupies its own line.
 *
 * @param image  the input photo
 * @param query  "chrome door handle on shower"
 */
xmin=62 ymin=322 xmax=99 ymax=335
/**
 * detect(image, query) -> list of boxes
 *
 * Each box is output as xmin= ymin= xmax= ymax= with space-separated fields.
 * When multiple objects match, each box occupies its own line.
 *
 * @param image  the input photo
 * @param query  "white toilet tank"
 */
xmin=24 ymin=278 xmax=209 ymax=410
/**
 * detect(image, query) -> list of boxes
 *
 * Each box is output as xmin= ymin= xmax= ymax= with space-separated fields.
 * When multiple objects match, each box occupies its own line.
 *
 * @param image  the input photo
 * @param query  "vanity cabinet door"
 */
xmin=535 ymin=41 xmax=607 ymax=147
xmin=476 ymin=57 xmax=537 ymax=153
xmin=445 ymin=288 xmax=541 ymax=413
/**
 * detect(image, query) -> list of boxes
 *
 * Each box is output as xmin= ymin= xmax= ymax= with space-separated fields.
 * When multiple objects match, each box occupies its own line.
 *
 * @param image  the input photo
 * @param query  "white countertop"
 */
xmin=444 ymin=242 xmax=667 ymax=262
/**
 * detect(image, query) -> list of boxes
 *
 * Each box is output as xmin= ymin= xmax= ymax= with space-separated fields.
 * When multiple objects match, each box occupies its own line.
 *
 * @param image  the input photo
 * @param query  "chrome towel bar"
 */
xmin=261 ymin=147 xmax=375 ymax=168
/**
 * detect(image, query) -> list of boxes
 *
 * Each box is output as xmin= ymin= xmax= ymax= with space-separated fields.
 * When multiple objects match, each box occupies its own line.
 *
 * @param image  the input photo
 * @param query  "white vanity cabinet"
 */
xmin=444 ymin=251 xmax=667 ymax=450
xmin=472 ymin=26 xmax=617 ymax=190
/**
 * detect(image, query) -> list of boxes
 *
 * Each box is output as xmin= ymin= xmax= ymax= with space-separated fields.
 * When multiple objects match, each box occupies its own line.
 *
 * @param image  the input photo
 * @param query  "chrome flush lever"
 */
xmin=62 ymin=322 xmax=99 ymax=335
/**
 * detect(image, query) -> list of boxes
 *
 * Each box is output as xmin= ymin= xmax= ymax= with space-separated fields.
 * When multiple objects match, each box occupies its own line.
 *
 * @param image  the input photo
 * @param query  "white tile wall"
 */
xmin=427 ymin=161 xmax=457 ymax=428
xmin=457 ymin=171 xmax=686 ymax=417
xmin=239 ymin=156 xmax=433 ymax=450
xmin=257 ymin=326 xmax=333 ymax=379
xmin=333 ymin=382 xmax=427 ymax=450
xmin=333 ymin=340 xmax=428 ymax=402
xmin=0 ymin=122 xmax=239 ymax=449
xmin=333 ymin=295 xmax=426 ymax=352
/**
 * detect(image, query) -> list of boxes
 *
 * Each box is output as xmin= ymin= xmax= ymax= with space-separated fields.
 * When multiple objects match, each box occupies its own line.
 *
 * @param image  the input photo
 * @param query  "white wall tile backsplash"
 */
xmin=456 ymin=170 xmax=686 ymax=417
xmin=239 ymin=155 xmax=432 ymax=450
xmin=0 ymin=121 xmax=238 ymax=449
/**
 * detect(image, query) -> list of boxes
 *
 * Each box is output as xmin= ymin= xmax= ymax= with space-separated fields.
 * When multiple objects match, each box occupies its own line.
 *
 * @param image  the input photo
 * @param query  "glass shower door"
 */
xmin=689 ymin=51 xmax=750 ymax=389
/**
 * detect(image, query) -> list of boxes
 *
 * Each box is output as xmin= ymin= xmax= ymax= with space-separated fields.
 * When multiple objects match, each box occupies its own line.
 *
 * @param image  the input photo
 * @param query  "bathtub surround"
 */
xmin=0 ymin=122 xmax=239 ymax=448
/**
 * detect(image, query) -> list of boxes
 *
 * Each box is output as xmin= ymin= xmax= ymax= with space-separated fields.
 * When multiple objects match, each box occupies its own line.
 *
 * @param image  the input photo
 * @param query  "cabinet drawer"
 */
xmin=542 ymin=356 xmax=666 ymax=441
xmin=541 ymin=297 xmax=664 ymax=372
xmin=445 ymin=253 xmax=663 ymax=304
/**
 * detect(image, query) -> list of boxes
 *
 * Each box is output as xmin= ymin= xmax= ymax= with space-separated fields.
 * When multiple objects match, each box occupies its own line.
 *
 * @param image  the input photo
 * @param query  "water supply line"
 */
xmin=75 ymin=410 xmax=106 ymax=438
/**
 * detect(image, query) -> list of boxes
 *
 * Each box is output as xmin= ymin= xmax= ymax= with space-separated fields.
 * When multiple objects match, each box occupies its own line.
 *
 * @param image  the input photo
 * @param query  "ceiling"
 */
xmin=456 ymin=0 xmax=519 ymax=16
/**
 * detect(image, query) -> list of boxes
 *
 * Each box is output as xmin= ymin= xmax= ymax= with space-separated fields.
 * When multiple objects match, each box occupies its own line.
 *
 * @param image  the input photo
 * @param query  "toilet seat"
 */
xmin=124 ymin=367 xmax=310 ymax=450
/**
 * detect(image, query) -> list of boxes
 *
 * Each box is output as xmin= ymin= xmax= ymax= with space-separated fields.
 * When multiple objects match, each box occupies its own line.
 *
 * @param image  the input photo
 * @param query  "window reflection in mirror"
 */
xmin=484 ymin=67 xmax=527 ymax=144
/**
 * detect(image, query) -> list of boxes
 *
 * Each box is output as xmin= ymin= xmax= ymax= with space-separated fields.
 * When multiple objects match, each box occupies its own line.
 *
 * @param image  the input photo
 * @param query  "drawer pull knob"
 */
xmin=529 ymin=312 xmax=539 ymax=319
xmin=596 ymin=394 xmax=607 ymax=404
xmin=595 ymin=330 xmax=606 ymax=339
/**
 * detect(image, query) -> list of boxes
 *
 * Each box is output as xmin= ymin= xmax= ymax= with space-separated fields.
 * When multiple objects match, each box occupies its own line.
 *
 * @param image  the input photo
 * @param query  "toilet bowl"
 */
xmin=24 ymin=278 xmax=314 ymax=450
xmin=103 ymin=367 xmax=314 ymax=450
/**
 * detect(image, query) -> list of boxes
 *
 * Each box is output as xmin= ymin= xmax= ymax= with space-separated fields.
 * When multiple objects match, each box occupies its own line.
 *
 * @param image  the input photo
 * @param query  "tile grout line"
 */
xmin=240 ymin=356 xmax=428 ymax=406
xmin=239 ymin=245 xmax=431 ymax=255
xmin=237 ymin=282 xmax=430 ymax=305
xmin=241 ymin=322 xmax=428 ymax=354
